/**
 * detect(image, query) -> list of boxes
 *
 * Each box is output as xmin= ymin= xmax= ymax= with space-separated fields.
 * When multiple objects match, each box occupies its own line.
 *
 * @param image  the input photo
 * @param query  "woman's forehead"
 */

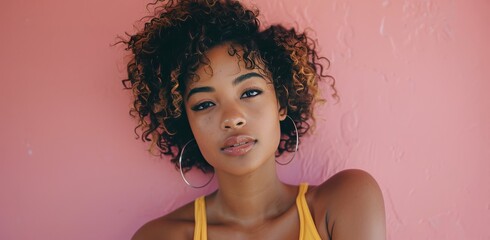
xmin=199 ymin=44 xmax=243 ymax=75
xmin=188 ymin=64 xmax=266 ymax=88
xmin=188 ymin=44 xmax=266 ymax=86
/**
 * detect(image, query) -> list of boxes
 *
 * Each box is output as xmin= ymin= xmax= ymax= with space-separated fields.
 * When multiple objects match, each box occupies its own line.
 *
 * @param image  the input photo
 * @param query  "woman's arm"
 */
xmin=315 ymin=169 xmax=386 ymax=240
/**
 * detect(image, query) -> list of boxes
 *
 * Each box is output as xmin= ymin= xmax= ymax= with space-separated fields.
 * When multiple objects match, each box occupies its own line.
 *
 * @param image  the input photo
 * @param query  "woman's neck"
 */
xmin=209 ymin=160 xmax=297 ymax=227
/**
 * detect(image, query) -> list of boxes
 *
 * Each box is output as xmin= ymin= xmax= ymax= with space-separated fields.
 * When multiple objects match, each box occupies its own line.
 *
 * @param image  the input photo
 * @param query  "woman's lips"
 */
xmin=221 ymin=135 xmax=257 ymax=156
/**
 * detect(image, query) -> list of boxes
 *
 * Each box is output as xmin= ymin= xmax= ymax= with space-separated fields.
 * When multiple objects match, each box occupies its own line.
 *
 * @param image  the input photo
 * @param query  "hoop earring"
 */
xmin=276 ymin=115 xmax=299 ymax=165
xmin=178 ymin=139 xmax=214 ymax=188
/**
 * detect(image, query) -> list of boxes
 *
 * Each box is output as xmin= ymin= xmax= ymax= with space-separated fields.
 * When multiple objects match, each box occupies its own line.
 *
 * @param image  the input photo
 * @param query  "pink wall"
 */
xmin=1 ymin=0 xmax=489 ymax=239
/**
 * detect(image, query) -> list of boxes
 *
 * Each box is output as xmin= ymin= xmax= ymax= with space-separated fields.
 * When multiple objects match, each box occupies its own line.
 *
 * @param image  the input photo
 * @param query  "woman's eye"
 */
xmin=191 ymin=101 xmax=215 ymax=111
xmin=241 ymin=89 xmax=262 ymax=98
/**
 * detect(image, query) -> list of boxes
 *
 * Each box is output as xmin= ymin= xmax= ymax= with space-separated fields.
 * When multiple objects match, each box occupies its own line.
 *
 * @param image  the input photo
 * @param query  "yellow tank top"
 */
xmin=193 ymin=183 xmax=322 ymax=240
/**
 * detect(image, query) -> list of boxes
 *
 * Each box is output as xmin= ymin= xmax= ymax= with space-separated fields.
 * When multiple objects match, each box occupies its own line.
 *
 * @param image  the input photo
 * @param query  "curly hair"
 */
xmin=117 ymin=0 xmax=336 ymax=173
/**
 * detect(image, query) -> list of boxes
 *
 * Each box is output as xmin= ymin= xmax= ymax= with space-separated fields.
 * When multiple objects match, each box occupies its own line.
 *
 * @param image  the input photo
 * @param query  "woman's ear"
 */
xmin=277 ymin=85 xmax=288 ymax=121
xmin=278 ymin=105 xmax=287 ymax=121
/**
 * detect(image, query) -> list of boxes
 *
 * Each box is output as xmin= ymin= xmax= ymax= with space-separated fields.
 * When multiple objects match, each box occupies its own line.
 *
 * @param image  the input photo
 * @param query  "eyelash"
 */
xmin=191 ymin=89 xmax=263 ymax=111
xmin=241 ymin=88 xmax=263 ymax=98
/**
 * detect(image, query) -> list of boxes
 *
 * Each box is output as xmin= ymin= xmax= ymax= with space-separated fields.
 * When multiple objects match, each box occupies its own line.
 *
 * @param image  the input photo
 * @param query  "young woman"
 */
xmin=120 ymin=0 xmax=386 ymax=239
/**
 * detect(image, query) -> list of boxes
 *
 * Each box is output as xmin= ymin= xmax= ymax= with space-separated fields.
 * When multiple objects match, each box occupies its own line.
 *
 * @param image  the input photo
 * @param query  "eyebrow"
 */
xmin=233 ymin=72 xmax=264 ymax=86
xmin=186 ymin=72 xmax=265 ymax=101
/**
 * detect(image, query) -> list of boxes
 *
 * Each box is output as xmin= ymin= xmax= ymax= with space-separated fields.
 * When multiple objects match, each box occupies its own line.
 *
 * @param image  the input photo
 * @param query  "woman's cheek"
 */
xmin=194 ymin=115 xmax=218 ymax=159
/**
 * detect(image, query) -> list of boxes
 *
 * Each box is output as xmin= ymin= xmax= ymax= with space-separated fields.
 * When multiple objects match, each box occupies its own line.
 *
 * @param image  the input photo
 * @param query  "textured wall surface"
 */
xmin=1 ymin=0 xmax=489 ymax=239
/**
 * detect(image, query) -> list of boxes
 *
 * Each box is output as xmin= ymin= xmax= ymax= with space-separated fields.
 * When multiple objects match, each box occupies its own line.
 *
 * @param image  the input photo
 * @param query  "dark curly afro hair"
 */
xmin=117 ymin=0 xmax=336 ymax=173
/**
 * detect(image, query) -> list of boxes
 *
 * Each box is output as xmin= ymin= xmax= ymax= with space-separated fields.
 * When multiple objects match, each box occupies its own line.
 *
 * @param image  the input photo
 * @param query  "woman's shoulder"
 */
xmin=311 ymin=169 xmax=383 ymax=201
xmin=131 ymin=199 xmax=196 ymax=240
xmin=308 ymin=169 xmax=386 ymax=239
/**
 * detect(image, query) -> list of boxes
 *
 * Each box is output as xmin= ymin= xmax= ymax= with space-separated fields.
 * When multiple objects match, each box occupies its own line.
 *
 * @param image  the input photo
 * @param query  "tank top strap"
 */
xmin=296 ymin=183 xmax=322 ymax=240
xmin=194 ymin=185 xmax=321 ymax=240
xmin=194 ymin=196 xmax=207 ymax=240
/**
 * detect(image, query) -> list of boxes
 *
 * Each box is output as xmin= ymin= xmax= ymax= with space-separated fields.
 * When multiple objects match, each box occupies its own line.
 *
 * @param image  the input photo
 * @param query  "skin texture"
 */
xmin=131 ymin=44 xmax=386 ymax=240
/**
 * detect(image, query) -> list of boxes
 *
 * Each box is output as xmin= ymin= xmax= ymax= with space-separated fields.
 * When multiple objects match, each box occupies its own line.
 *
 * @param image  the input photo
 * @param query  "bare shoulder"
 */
xmin=317 ymin=169 xmax=384 ymax=202
xmin=131 ymin=200 xmax=195 ymax=240
xmin=309 ymin=169 xmax=386 ymax=240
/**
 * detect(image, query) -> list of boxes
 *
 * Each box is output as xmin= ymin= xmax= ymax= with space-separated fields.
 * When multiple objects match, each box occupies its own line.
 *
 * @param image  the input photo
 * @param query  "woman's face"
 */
xmin=184 ymin=43 xmax=286 ymax=176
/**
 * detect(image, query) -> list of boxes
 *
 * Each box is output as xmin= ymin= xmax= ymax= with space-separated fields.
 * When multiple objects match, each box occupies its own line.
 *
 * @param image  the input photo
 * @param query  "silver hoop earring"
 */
xmin=178 ymin=139 xmax=214 ymax=188
xmin=276 ymin=115 xmax=299 ymax=165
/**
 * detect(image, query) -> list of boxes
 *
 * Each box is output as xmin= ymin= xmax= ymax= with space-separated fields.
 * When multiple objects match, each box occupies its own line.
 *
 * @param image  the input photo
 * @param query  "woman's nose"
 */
xmin=221 ymin=107 xmax=247 ymax=130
